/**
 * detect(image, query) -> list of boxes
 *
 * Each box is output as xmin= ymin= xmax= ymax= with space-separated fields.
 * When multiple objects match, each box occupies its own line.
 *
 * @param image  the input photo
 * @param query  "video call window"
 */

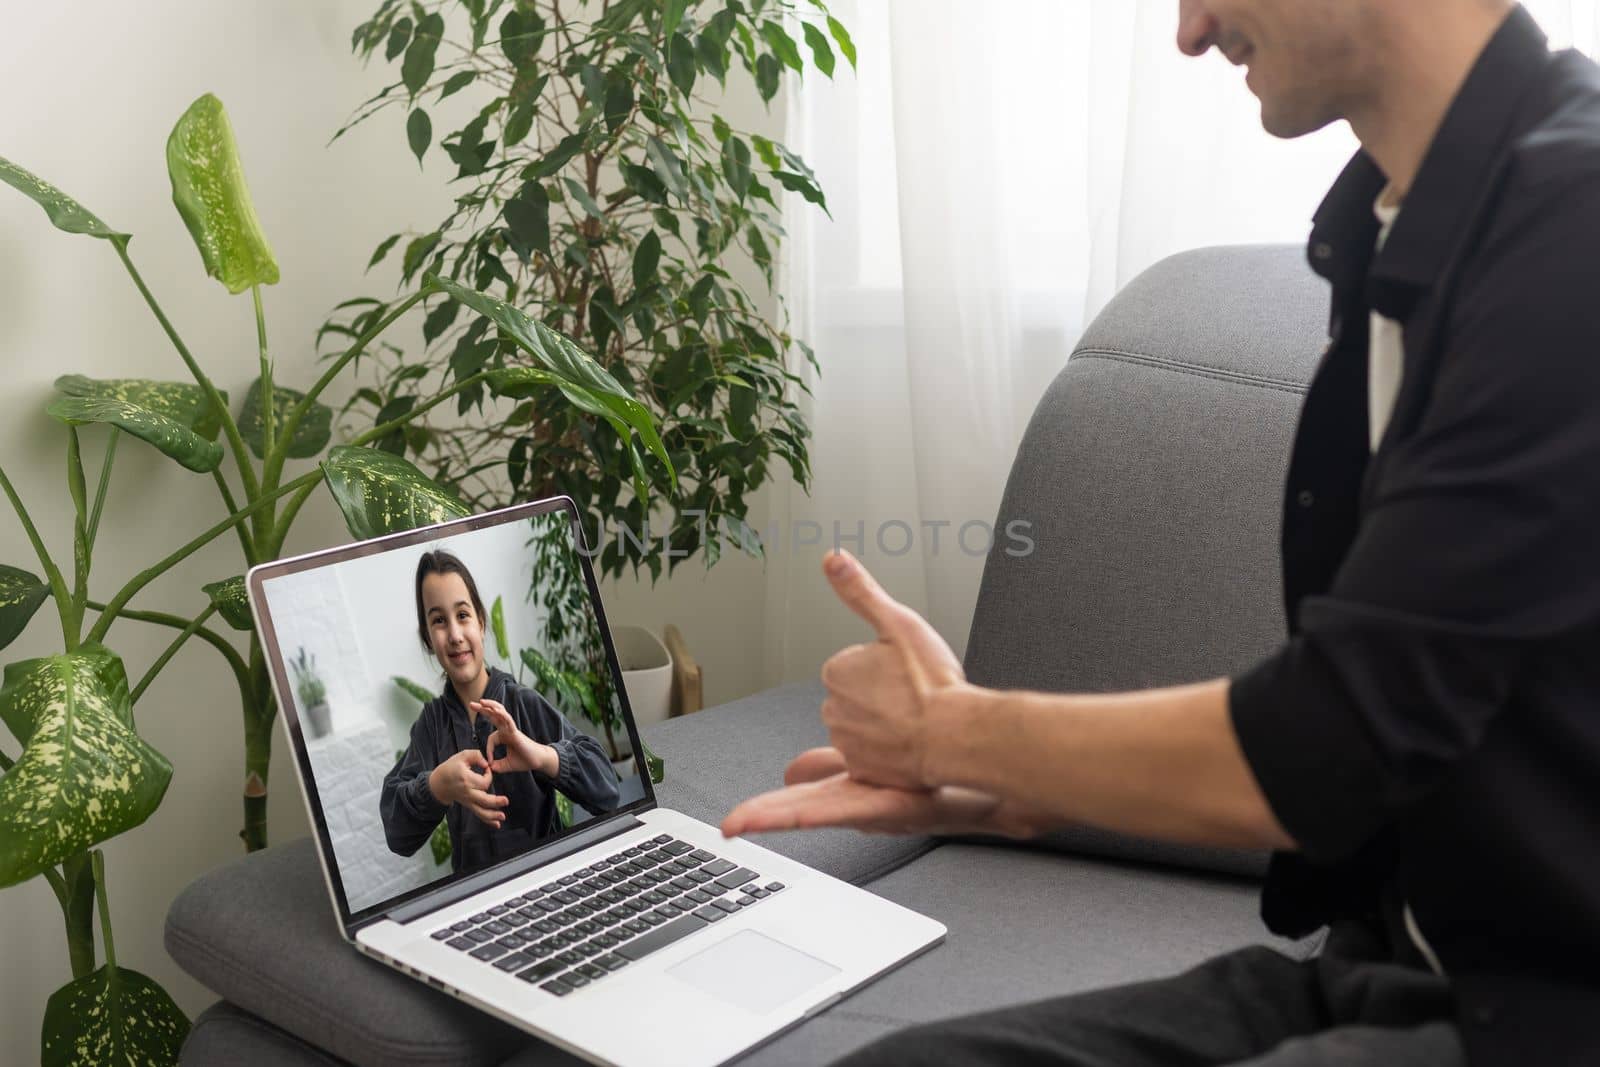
xmin=261 ymin=510 xmax=645 ymax=914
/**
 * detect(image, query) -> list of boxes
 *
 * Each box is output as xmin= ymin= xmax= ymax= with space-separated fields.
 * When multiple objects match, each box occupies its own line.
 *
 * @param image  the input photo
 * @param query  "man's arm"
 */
xmin=926 ymin=679 xmax=1295 ymax=851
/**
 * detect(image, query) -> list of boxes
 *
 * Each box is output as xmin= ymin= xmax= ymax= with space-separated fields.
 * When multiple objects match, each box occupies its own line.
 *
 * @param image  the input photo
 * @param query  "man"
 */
xmin=723 ymin=2 xmax=1600 ymax=1064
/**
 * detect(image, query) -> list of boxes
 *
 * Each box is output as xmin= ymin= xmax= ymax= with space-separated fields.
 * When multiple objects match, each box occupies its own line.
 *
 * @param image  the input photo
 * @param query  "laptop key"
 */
xmin=471 ymin=911 xmax=493 ymax=923
xmin=540 ymin=882 xmax=562 ymax=893
xmin=536 ymin=899 xmax=562 ymax=913
xmin=714 ymin=867 xmax=758 ymax=890
xmin=471 ymin=943 xmax=510 ymax=961
xmin=447 ymin=937 xmax=476 ymax=951
xmin=450 ymin=920 xmax=473 ymax=932
xmin=640 ymin=912 xmax=668 ymax=927
xmin=484 ymin=921 xmax=512 ymax=936
xmin=539 ymin=979 xmax=573 ymax=996
xmin=593 ymin=933 xmax=620 ymax=948
xmin=700 ymin=859 xmax=737 ymax=877
xmin=464 ymin=928 xmax=493 ymax=943
xmin=494 ymin=952 xmax=532 ymax=972
xmin=607 ymin=852 xmax=628 ymax=864
xmin=554 ymin=951 xmax=584 ymax=967
xmin=750 ymin=888 xmax=769 ymax=899
xmin=503 ymin=912 xmax=531 ymax=927
xmin=685 ymin=889 xmax=714 ymax=905
xmin=596 ymin=953 xmax=629 ymax=971
xmin=688 ymin=849 xmax=715 ymax=863
xmin=711 ymin=898 xmax=742 ymax=913
xmin=616 ymin=913 xmax=711 ymax=961
xmin=518 ymin=960 xmax=566 ymax=983
xmin=489 ymin=905 xmax=510 ymax=915
xmin=559 ymin=875 xmax=578 ymax=886
xmin=497 ymin=935 xmax=528 ymax=950
xmin=653 ymin=834 xmax=674 ymax=844
xmin=662 ymin=841 xmax=694 ymax=856
xmin=655 ymin=904 xmax=682 ymax=918
xmin=686 ymin=870 xmax=714 ymax=885
xmin=563 ymin=972 xmax=591 ymax=988
xmin=670 ymin=877 xmax=697 ymax=892
xmin=578 ymin=963 xmax=607 ymax=980
xmin=552 ymin=891 xmax=580 ymax=905
xmin=691 ymin=905 xmax=727 ymax=924
xmin=623 ymin=919 xmax=651 ymax=935
xmin=431 ymin=928 xmax=454 ymax=941
xmin=623 ymin=846 xmax=644 ymax=857
xmin=736 ymin=895 xmax=757 ymax=907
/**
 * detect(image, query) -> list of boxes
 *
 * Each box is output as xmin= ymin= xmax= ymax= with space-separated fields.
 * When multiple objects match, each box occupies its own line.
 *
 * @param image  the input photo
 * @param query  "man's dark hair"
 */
xmin=414 ymin=549 xmax=488 ymax=652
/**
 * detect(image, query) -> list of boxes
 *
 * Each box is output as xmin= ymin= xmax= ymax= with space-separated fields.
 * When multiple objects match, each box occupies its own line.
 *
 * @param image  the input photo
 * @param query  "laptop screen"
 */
xmin=251 ymin=499 xmax=651 ymax=924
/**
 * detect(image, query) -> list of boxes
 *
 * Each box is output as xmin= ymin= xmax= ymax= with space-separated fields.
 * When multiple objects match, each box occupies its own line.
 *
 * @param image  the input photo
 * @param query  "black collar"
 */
xmin=1307 ymin=5 xmax=1553 ymax=307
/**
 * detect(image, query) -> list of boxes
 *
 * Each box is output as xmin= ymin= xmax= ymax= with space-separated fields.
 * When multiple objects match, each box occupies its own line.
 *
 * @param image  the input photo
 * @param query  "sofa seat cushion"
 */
xmin=643 ymin=682 xmax=936 ymax=885
xmin=183 ymin=1001 xmax=352 ymax=1067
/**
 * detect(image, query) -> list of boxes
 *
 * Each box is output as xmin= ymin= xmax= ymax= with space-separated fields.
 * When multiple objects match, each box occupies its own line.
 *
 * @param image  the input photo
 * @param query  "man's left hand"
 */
xmin=818 ymin=550 xmax=968 ymax=789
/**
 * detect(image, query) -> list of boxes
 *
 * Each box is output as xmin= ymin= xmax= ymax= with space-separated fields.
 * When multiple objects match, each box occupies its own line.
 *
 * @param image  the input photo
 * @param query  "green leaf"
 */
xmin=491 ymin=595 xmax=508 ymax=660
xmin=754 ymin=53 xmax=781 ymax=103
xmin=41 ymin=964 xmax=189 ymax=1067
xmin=774 ymin=170 xmax=830 ymax=215
xmin=524 ymin=129 xmax=589 ymax=179
xmin=501 ymin=7 xmax=546 ymax=67
xmin=695 ymin=32 xmax=727 ymax=84
xmin=320 ymin=445 xmax=472 ymax=540
xmin=0 ymin=157 xmax=129 ymax=248
xmin=54 ymin=375 xmax=228 ymax=441
xmin=503 ymin=182 xmax=550 ymax=257
xmin=645 ymin=136 xmax=688 ymax=201
xmin=662 ymin=0 xmax=689 ymax=40
xmin=439 ymin=70 xmax=477 ymax=99
xmin=0 ymin=648 xmax=171 ymax=887
xmin=165 ymin=94 xmax=279 ymax=294
xmin=802 ymin=21 xmax=836 ymax=77
xmin=202 ymin=576 xmax=252 ymax=632
xmin=760 ymin=21 xmax=804 ymax=72
xmin=441 ymin=286 xmax=673 ymax=490
xmin=603 ymin=72 xmax=635 ymax=133
xmin=384 ymin=16 xmax=412 ymax=61
xmin=639 ymin=738 xmax=665 ymax=785
xmin=562 ymin=177 xmax=604 ymax=219
xmin=667 ymin=32 xmax=697 ymax=96
xmin=238 ymin=377 xmax=332 ymax=460
xmin=430 ymin=818 xmax=452 ymax=865
xmin=632 ymin=230 xmax=661 ymax=293
xmin=403 ymin=12 xmax=445 ymax=96
xmin=0 ymin=565 xmax=50 ymax=652
xmin=407 ymin=108 xmax=431 ymax=165
xmin=555 ymin=791 xmax=573 ymax=830
xmin=367 ymin=233 xmax=402 ymax=270
xmin=827 ymin=15 xmax=857 ymax=69
xmin=721 ymin=137 xmax=752 ymax=202
xmin=46 ymin=396 xmax=223 ymax=474
xmin=393 ymin=676 xmax=435 ymax=705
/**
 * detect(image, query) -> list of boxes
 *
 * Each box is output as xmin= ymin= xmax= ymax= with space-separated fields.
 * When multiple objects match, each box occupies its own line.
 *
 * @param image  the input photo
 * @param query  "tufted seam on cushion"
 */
xmin=165 ymin=918 xmax=487 ymax=1067
xmin=1069 ymin=348 xmax=1311 ymax=396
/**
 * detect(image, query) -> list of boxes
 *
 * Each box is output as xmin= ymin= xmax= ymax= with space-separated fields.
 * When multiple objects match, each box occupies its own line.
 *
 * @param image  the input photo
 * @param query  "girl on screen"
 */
xmin=380 ymin=549 xmax=621 ymax=875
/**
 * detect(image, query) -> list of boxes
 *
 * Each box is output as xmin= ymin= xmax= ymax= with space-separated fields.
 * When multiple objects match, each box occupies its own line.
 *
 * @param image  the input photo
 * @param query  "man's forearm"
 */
xmin=924 ymin=679 xmax=1295 ymax=851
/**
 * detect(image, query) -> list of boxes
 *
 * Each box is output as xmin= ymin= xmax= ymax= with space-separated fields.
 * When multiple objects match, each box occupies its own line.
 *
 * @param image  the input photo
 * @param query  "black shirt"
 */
xmin=1227 ymin=8 xmax=1600 ymax=1064
xmin=379 ymin=667 xmax=621 ymax=875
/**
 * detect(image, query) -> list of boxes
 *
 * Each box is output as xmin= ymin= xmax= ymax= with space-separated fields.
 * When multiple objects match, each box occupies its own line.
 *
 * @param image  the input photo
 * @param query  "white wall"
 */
xmin=0 ymin=2 xmax=784 ymax=1059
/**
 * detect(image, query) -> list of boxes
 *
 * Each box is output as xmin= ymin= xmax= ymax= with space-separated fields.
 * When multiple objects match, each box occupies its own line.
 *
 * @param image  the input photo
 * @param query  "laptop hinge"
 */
xmin=383 ymin=815 xmax=645 ymax=926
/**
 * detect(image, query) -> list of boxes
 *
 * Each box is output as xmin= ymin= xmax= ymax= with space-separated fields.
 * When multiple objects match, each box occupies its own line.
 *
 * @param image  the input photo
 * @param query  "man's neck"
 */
xmin=1350 ymin=3 xmax=1516 ymax=197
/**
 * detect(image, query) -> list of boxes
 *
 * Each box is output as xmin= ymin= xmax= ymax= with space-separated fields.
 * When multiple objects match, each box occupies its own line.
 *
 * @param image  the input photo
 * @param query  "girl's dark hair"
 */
xmin=414 ymin=550 xmax=488 ymax=651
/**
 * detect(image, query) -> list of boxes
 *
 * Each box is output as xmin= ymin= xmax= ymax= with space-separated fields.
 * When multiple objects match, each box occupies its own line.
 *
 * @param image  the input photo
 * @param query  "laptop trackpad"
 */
xmin=668 ymin=930 xmax=841 ymax=1015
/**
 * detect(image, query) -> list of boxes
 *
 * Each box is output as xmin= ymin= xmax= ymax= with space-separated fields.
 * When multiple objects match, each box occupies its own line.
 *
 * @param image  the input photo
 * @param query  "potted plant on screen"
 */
xmin=291 ymin=647 xmax=332 ymax=739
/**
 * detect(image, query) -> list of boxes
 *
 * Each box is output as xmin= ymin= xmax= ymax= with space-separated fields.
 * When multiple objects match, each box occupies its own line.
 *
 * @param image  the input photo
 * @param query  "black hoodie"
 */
xmin=379 ymin=667 xmax=621 ymax=874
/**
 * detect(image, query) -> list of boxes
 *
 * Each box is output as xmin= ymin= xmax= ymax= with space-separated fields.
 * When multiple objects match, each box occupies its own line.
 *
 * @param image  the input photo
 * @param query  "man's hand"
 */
xmin=819 ymin=550 xmax=967 ymax=789
xmin=476 ymin=698 xmax=559 ymax=779
xmin=428 ymin=749 xmax=508 ymax=827
xmin=721 ymin=747 xmax=1057 ymax=839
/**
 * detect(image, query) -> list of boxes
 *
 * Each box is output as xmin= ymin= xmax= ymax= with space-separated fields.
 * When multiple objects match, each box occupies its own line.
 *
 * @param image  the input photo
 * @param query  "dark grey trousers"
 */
xmin=834 ymin=924 xmax=1463 ymax=1067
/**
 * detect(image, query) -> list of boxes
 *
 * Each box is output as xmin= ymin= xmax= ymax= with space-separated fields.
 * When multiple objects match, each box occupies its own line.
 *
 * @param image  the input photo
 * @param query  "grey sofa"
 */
xmin=165 ymin=243 xmax=1332 ymax=1066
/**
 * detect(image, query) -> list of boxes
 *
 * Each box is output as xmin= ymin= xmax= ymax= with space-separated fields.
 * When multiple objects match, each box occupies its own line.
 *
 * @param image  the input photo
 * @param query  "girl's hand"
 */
xmin=475 ymin=698 xmax=559 ymax=779
xmin=429 ymin=749 xmax=508 ymax=828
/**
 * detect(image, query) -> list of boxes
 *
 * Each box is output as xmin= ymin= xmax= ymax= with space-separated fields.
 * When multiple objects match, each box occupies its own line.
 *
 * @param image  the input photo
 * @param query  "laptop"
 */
xmin=246 ymin=495 xmax=944 ymax=1066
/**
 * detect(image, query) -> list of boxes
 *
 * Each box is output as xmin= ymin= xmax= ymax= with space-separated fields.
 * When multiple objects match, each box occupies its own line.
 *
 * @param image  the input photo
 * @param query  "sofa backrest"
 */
xmin=962 ymin=244 xmax=1330 ymax=876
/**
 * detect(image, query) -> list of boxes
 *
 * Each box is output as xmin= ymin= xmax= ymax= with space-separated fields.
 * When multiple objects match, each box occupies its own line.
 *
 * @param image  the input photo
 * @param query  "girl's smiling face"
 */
xmin=421 ymin=571 xmax=486 ymax=697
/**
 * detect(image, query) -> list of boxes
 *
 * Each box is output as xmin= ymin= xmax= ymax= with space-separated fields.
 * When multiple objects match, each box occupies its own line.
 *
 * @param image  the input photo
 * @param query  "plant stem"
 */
xmin=91 ymin=850 xmax=116 ymax=969
xmin=252 ymin=285 xmax=277 ymax=549
xmin=114 ymin=243 xmax=261 ymax=502
xmin=86 ymin=471 xmax=321 ymax=646
xmin=0 ymin=747 xmax=13 ymax=772
xmin=86 ymin=428 xmax=120 ymax=553
xmin=266 ymin=290 xmax=428 ymax=492
xmin=61 ymin=853 xmax=97 ymax=979
xmin=86 ymin=600 xmax=251 ymax=696
xmin=130 ymin=603 xmax=220 ymax=706
xmin=0 ymin=461 xmax=72 ymax=637
xmin=65 ymin=428 xmax=90 ymax=650
xmin=211 ymin=469 xmax=257 ymax=566
xmin=41 ymin=863 xmax=66 ymax=907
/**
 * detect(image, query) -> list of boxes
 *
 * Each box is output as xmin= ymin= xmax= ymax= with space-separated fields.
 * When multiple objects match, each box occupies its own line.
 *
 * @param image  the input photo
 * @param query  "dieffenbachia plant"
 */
xmin=0 ymin=92 xmax=668 ymax=1065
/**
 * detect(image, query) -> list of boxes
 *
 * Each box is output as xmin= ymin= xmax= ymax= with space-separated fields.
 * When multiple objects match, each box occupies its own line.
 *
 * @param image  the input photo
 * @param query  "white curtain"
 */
xmin=761 ymin=0 xmax=1600 ymax=686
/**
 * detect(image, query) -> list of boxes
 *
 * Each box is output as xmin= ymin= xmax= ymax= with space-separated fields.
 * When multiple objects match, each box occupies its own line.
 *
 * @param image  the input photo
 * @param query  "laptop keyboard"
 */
xmin=426 ymin=834 xmax=785 ymax=998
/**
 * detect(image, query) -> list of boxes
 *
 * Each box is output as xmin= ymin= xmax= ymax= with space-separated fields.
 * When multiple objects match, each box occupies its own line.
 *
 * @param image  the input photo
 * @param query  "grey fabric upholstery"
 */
xmin=171 ymin=244 xmax=1331 ymax=1067
xmin=961 ymin=244 xmax=1328 ymax=878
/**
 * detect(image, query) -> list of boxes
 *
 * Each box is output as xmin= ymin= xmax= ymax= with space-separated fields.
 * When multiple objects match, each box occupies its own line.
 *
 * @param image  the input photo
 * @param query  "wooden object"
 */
xmin=664 ymin=624 xmax=702 ymax=717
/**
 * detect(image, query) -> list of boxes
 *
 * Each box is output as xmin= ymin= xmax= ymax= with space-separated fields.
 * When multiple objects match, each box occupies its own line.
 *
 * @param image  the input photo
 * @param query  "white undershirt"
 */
xmin=1369 ymin=187 xmax=1406 ymax=453
xmin=1370 ymin=186 xmax=1446 ymax=977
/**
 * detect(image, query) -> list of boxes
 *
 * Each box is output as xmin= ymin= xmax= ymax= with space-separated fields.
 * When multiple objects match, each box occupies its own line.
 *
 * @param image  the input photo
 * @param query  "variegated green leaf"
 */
xmin=0 ymin=647 xmax=172 ymax=887
xmin=46 ymin=395 xmax=223 ymax=474
xmin=320 ymin=446 xmax=471 ymax=541
xmin=202 ymin=576 xmax=252 ymax=632
xmin=41 ymin=964 xmax=189 ymax=1067
xmin=54 ymin=375 xmax=228 ymax=441
xmin=0 ymin=565 xmax=50 ymax=652
xmin=0 ymin=156 xmax=130 ymax=247
xmin=490 ymin=596 xmax=509 ymax=660
xmin=166 ymin=93 xmax=280 ymax=294
xmin=426 ymin=274 xmax=676 ymax=489
xmin=238 ymin=377 xmax=332 ymax=459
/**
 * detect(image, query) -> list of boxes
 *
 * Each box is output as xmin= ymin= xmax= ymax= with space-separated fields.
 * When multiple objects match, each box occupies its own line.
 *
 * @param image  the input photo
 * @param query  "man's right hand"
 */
xmin=429 ymin=749 xmax=509 ymax=828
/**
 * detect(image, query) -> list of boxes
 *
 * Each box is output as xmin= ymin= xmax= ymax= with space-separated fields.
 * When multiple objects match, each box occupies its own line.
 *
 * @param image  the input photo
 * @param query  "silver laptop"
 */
xmin=247 ymin=496 xmax=944 ymax=1067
